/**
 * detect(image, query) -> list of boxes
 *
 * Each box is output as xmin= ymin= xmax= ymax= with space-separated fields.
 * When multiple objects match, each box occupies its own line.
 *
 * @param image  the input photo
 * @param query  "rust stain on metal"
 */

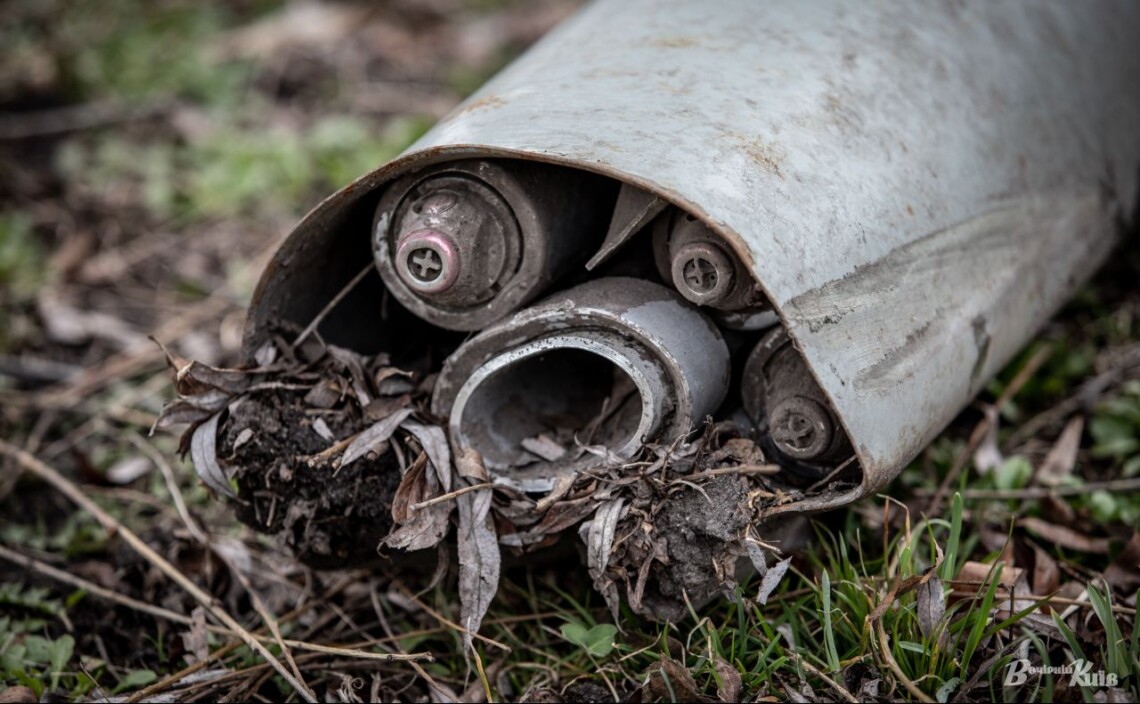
xmin=450 ymin=94 xmax=507 ymax=119
xmin=647 ymin=36 xmax=696 ymax=49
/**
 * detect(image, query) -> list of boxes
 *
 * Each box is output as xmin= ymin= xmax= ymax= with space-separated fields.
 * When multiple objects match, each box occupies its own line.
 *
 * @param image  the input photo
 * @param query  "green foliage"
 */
xmin=560 ymin=622 xmax=618 ymax=658
xmin=56 ymin=114 xmax=431 ymax=222
xmin=52 ymin=0 xmax=257 ymax=104
xmin=0 ymin=512 xmax=107 ymax=557
xmin=993 ymin=456 xmax=1033 ymax=491
xmin=110 ymin=668 xmax=157 ymax=695
xmin=0 ymin=584 xmax=88 ymax=698
xmin=185 ymin=114 xmax=431 ymax=219
xmin=0 ymin=213 xmax=45 ymax=301
xmin=1090 ymin=380 xmax=1140 ymax=475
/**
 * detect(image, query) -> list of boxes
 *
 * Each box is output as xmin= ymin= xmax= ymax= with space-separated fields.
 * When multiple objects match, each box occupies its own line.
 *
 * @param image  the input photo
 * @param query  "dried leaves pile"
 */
xmin=155 ymin=327 xmax=829 ymax=643
xmin=155 ymin=329 xmax=497 ymax=641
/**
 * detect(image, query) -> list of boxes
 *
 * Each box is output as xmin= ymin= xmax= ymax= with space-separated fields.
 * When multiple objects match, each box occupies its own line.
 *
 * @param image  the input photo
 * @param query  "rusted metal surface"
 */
xmin=245 ymin=0 xmax=1140 ymax=515
xmin=431 ymin=277 xmax=730 ymax=492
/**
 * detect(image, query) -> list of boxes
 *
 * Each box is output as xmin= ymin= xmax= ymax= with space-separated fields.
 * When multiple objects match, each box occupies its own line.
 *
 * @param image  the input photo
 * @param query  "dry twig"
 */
xmin=0 ymin=438 xmax=320 ymax=702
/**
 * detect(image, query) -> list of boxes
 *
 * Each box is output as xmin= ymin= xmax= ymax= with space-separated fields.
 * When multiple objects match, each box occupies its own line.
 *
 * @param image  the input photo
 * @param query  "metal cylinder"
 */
xmin=431 ymin=277 xmax=730 ymax=492
xmin=742 ymin=327 xmax=854 ymax=480
xmin=373 ymin=159 xmax=613 ymax=331
xmin=652 ymin=209 xmax=775 ymax=330
xmin=244 ymin=0 xmax=1140 ymax=517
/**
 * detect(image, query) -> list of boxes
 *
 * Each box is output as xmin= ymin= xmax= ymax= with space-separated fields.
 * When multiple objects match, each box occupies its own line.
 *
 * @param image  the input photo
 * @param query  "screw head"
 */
xmin=670 ymin=242 xmax=733 ymax=306
xmin=395 ymin=230 xmax=459 ymax=294
xmin=769 ymin=397 xmax=833 ymax=460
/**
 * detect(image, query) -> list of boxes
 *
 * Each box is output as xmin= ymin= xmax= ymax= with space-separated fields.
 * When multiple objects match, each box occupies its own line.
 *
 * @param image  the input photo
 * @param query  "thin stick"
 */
xmin=292 ymin=263 xmax=374 ymax=349
xmin=876 ymin=620 xmax=934 ymax=703
xmin=0 ymin=542 xmax=195 ymax=627
xmin=127 ymin=432 xmax=209 ymax=544
xmin=0 ymin=99 xmax=170 ymax=140
xmin=682 ymin=464 xmax=782 ymax=483
xmin=410 ymin=482 xmax=495 ymax=510
xmin=0 ymin=439 xmax=318 ymax=703
xmin=129 ymin=574 xmax=358 ymax=703
xmin=0 ymin=543 xmax=437 ymax=665
xmin=471 ymin=647 xmax=494 ymax=703
xmin=392 ymin=583 xmax=511 ymax=653
xmin=805 ymin=455 xmax=857 ymax=494
xmin=38 ymin=295 xmax=231 ymax=408
xmin=127 ymin=640 xmax=245 ymax=704
xmin=216 ymin=550 xmax=312 ymax=692
xmin=797 ymin=657 xmax=859 ymax=704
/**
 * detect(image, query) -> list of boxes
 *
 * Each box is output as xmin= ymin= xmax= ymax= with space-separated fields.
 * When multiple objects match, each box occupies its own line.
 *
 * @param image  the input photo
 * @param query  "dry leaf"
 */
xmin=327 ymin=345 xmax=373 ymax=406
xmin=948 ymin=560 xmax=1022 ymax=602
xmin=586 ymin=499 xmax=625 ymax=577
xmin=364 ymin=395 xmax=412 ymax=422
xmin=340 ymin=408 xmax=413 ymax=468
xmin=311 ymin=417 xmax=335 ymax=442
xmin=1104 ymin=531 xmax=1140 ymax=590
xmin=714 ymin=657 xmax=742 ymax=703
xmin=1036 ymin=417 xmax=1083 ymax=486
xmin=915 ymin=575 xmax=945 ymax=638
xmin=153 ymin=396 xmax=227 ymax=430
xmin=972 ymin=406 xmax=1002 ymax=474
xmin=1019 ymin=517 xmax=1111 ymax=554
xmin=641 ymin=657 xmax=711 ymax=703
xmin=456 ymin=447 xmax=489 ymax=482
xmin=383 ymin=454 xmax=452 ymax=553
xmin=402 ymin=421 xmax=452 ymax=493
xmin=215 ymin=1 xmax=370 ymax=59
xmin=456 ymin=487 xmax=500 ymax=653
xmin=1030 ymin=543 xmax=1060 ymax=595
xmin=746 ymin=540 xmax=768 ymax=576
xmin=176 ymin=360 xmax=254 ymax=396
xmin=521 ymin=434 xmax=567 ymax=462
xmin=756 ymin=557 xmax=791 ymax=605
xmin=182 ymin=607 xmax=210 ymax=664
xmin=106 ymin=456 xmax=152 ymax=485
xmin=38 ymin=291 xmax=142 ymax=349
xmin=303 ymin=379 xmax=343 ymax=409
xmin=190 ymin=413 xmax=234 ymax=498
xmin=0 ymin=686 xmax=37 ymax=703
xmin=533 ymin=473 xmax=577 ymax=514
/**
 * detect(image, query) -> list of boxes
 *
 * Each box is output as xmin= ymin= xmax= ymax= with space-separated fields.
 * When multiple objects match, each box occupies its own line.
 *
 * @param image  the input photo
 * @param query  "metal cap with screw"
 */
xmin=373 ymin=160 xmax=612 ymax=331
xmin=670 ymin=241 xmax=734 ymax=306
xmin=768 ymin=396 xmax=834 ymax=461
xmin=654 ymin=209 xmax=764 ymax=317
xmin=395 ymin=230 xmax=460 ymax=294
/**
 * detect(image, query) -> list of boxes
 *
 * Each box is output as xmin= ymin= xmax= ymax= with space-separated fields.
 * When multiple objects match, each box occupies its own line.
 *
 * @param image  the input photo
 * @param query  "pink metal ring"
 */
xmin=395 ymin=230 xmax=460 ymax=295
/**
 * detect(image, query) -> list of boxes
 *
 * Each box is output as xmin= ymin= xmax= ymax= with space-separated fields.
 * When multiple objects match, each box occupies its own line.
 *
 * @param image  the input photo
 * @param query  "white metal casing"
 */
xmin=245 ymin=0 xmax=1140 ymax=513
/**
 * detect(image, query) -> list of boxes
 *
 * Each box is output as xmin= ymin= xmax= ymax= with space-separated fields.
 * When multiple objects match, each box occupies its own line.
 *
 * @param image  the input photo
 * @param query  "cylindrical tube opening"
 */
xmin=453 ymin=346 xmax=646 ymax=469
xmin=433 ymin=277 xmax=732 ymax=491
xmin=448 ymin=332 xmax=665 ymax=490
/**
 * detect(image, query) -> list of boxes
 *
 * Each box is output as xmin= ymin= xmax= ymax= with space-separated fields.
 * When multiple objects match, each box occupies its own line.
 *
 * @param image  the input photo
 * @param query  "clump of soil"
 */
xmin=219 ymin=389 xmax=402 ymax=568
xmin=157 ymin=328 xmax=444 ymax=570
xmin=640 ymin=476 xmax=752 ymax=621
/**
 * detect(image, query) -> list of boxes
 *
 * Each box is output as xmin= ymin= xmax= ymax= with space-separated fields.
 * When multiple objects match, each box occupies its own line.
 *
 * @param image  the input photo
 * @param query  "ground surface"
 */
xmin=1 ymin=1 xmax=1139 ymax=702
